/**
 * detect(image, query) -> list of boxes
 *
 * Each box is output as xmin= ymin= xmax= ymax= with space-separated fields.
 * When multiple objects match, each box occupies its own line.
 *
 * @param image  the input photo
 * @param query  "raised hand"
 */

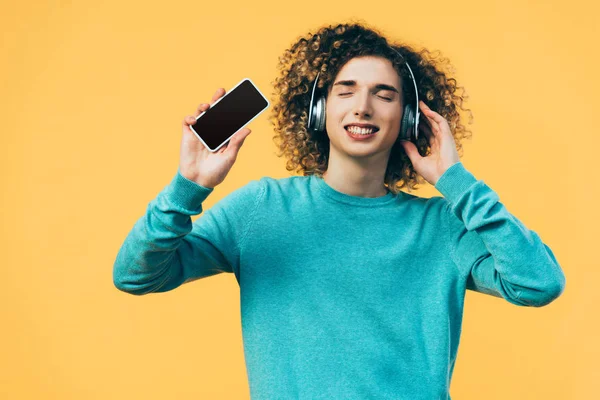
xmin=400 ymin=101 xmax=460 ymax=186
xmin=179 ymin=88 xmax=252 ymax=188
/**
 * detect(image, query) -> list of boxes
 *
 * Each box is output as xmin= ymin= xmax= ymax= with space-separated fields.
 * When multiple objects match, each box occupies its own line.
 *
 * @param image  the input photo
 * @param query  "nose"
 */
xmin=352 ymin=89 xmax=373 ymax=118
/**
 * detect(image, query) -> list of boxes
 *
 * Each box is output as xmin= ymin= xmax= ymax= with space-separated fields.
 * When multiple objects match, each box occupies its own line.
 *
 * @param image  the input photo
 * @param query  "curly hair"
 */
xmin=267 ymin=19 xmax=474 ymax=194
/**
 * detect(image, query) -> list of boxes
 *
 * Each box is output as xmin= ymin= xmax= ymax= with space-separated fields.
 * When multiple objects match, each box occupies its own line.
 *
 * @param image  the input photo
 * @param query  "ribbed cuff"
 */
xmin=434 ymin=161 xmax=478 ymax=205
xmin=163 ymin=168 xmax=214 ymax=212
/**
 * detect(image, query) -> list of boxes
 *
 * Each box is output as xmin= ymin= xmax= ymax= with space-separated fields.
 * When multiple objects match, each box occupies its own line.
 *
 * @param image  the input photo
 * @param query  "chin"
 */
xmin=338 ymin=143 xmax=384 ymax=159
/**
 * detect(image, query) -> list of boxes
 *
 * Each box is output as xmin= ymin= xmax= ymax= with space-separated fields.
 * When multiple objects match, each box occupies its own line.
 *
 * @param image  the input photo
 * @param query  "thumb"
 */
xmin=183 ymin=115 xmax=195 ymax=129
xmin=226 ymin=128 xmax=251 ymax=154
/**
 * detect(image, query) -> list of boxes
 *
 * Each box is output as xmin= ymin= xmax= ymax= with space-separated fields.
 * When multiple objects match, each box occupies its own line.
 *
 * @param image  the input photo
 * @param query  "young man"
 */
xmin=114 ymin=22 xmax=566 ymax=400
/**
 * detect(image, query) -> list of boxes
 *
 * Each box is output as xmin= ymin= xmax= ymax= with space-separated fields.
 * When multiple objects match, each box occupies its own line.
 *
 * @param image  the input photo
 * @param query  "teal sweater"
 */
xmin=113 ymin=161 xmax=566 ymax=399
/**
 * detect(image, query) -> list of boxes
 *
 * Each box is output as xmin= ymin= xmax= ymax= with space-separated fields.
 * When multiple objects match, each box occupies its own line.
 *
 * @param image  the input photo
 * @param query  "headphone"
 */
xmin=307 ymin=46 xmax=420 ymax=142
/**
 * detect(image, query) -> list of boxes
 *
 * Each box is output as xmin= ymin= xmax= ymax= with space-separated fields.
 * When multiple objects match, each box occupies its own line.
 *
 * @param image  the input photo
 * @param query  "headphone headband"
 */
xmin=390 ymin=48 xmax=420 ymax=134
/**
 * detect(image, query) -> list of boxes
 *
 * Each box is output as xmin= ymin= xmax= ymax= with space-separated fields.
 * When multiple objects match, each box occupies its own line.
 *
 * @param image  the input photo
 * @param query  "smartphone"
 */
xmin=189 ymin=78 xmax=270 ymax=152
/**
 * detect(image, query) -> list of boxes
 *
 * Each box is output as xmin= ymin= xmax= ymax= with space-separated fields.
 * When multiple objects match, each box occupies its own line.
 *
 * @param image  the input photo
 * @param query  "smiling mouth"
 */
xmin=344 ymin=125 xmax=380 ymax=134
xmin=345 ymin=126 xmax=379 ymax=139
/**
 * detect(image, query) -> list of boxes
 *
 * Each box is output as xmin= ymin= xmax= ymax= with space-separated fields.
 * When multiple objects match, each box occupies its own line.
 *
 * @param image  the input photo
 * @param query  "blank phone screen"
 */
xmin=191 ymin=79 xmax=269 ymax=151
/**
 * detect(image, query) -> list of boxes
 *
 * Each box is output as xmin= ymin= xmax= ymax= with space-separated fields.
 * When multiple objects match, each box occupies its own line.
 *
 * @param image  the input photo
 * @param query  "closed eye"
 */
xmin=339 ymin=93 xmax=393 ymax=101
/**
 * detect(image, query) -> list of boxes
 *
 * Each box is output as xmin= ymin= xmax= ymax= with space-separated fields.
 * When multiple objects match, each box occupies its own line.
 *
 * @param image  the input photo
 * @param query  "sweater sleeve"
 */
xmin=113 ymin=169 xmax=264 ymax=295
xmin=434 ymin=162 xmax=566 ymax=307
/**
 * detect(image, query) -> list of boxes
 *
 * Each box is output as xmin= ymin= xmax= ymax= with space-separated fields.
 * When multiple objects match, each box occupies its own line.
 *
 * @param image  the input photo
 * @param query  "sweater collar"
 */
xmin=311 ymin=174 xmax=399 ymax=207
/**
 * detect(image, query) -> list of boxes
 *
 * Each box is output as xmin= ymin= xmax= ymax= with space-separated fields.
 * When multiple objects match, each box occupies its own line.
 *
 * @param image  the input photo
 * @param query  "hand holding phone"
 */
xmin=190 ymin=78 xmax=269 ymax=153
xmin=179 ymin=87 xmax=252 ymax=189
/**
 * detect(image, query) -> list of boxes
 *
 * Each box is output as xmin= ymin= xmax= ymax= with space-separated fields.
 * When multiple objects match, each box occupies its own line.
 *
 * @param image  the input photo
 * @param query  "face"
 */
xmin=325 ymin=55 xmax=403 ymax=160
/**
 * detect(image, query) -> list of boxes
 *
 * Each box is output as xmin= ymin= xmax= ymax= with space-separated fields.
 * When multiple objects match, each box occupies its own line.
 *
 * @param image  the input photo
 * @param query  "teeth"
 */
xmin=346 ymin=126 xmax=376 ymax=135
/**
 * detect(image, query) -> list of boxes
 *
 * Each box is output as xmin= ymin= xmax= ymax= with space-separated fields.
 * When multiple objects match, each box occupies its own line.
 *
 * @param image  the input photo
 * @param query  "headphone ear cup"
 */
xmin=308 ymin=94 xmax=325 ymax=133
xmin=399 ymin=104 xmax=414 ymax=141
xmin=308 ymin=72 xmax=326 ymax=133
xmin=308 ymin=96 xmax=317 ymax=132
xmin=314 ymin=95 xmax=326 ymax=133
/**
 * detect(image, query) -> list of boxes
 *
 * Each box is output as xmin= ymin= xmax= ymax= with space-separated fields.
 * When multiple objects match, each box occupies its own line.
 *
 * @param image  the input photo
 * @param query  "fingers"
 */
xmin=419 ymin=101 xmax=443 ymax=140
xmin=419 ymin=101 xmax=438 ymax=125
xmin=211 ymin=88 xmax=225 ymax=104
xmin=418 ymin=115 xmax=435 ymax=140
xmin=418 ymin=117 xmax=437 ymax=146
xmin=419 ymin=101 xmax=442 ymax=121
xmin=194 ymin=103 xmax=210 ymax=118
xmin=192 ymin=88 xmax=226 ymax=119
xmin=420 ymin=101 xmax=451 ymax=132
xmin=184 ymin=88 xmax=232 ymax=141
xmin=183 ymin=115 xmax=196 ymax=128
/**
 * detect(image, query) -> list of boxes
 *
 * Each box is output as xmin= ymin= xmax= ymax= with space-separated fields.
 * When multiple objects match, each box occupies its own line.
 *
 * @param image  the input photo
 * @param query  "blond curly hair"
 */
xmin=267 ymin=19 xmax=474 ymax=194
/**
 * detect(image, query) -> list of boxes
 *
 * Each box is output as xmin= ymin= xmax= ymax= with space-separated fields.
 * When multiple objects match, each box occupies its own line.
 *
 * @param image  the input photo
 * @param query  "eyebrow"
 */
xmin=332 ymin=80 xmax=400 ymax=94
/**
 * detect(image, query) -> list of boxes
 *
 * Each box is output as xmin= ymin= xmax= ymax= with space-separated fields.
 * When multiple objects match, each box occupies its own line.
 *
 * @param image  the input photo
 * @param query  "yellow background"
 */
xmin=1 ymin=0 xmax=596 ymax=398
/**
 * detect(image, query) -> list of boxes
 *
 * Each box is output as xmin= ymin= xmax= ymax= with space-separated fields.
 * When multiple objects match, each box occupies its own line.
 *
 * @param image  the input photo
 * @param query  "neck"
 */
xmin=322 ymin=149 xmax=390 ymax=198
